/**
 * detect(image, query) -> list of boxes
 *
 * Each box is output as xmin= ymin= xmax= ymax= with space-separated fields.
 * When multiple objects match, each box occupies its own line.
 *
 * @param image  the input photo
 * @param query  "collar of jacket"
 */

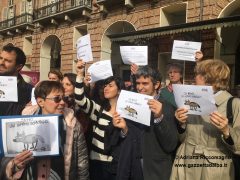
xmin=214 ymin=91 xmax=232 ymax=107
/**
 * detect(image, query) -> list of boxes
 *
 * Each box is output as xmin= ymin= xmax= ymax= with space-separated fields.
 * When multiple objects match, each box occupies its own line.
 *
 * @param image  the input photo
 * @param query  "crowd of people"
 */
xmin=0 ymin=44 xmax=239 ymax=180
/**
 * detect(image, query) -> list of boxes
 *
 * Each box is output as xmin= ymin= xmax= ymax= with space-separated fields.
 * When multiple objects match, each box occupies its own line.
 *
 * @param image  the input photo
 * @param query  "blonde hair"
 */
xmin=194 ymin=59 xmax=230 ymax=91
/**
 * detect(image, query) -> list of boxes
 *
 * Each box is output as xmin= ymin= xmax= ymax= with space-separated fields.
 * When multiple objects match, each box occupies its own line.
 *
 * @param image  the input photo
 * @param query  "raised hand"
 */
xmin=131 ymin=63 xmax=139 ymax=75
xmin=75 ymin=59 xmax=86 ymax=77
xmin=195 ymin=51 xmax=203 ymax=62
xmin=112 ymin=112 xmax=128 ymax=134
xmin=84 ymin=72 xmax=91 ymax=86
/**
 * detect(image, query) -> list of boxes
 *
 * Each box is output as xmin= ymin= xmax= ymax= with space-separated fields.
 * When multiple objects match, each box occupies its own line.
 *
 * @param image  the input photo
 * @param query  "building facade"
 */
xmin=0 ymin=0 xmax=240 ymax=93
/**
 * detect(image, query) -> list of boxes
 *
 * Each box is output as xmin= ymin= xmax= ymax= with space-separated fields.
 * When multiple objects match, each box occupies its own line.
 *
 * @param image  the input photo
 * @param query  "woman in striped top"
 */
xmin=74 ymin=60 xmax=124 ymax=180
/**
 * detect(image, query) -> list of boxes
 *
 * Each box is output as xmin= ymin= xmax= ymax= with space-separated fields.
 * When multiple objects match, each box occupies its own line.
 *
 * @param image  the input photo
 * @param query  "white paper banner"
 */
xmin=172 ymin=84 xmax=217 ymax=115
xmin=0 ymin=76 xmax=18 ymax=102
xmin=1 ymin=115 xmax=60 ymax=157
xmin=87 ymin=60 xmax=113 ymax=83
xmin=171 ymin=40 xmax=202 ymax=61
xmin=120 ymin=46 xmax=148 ymax=65
xmin=76 ymin=34 xmax=93 ymax=62
xmin=117 ymin=90 xmax=153 ymax=126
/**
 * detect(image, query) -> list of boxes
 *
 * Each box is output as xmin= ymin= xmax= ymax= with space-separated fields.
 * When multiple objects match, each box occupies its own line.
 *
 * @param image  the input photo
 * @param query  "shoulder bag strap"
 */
xmin=227 ymin=97 xmax=235 ymax=125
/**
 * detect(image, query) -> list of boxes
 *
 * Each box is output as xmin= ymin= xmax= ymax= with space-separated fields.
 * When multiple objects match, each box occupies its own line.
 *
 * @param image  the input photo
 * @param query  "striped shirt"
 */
xmin=75 ymin=77 xmax=113 ymax=162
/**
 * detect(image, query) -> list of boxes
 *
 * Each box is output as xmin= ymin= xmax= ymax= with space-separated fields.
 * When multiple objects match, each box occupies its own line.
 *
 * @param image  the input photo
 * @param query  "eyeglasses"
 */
xmin=45 ymin=96 xmax=68 ymax=103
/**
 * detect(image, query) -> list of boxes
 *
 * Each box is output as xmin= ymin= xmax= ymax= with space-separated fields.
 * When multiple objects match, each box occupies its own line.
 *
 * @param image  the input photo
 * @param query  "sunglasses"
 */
xmin=45 ymin=96 xmax=69 ymax=103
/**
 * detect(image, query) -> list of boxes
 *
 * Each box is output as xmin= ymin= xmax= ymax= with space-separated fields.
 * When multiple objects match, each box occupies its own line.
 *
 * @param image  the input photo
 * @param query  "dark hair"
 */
xmin=167 ymin=63 xmax=183 ymax=75
xmin=101 ymin=76 xmax=124 ymax=111
xmin=62 ymin=73 xmax=77 ymax=108
xmin=91 ymin=80 xmax=105 ymax=105
xmin=48 ymin=69 xmax=63 ymax=81
xmin=135 ymin=66 xmax=162 ymax=84
xmin=2 ymin=44 xmax=26 ymax=66
xmin=104 ymin=76 xmax=125 ymax=91
xmin=63 ymin=73 xmax=76 ymax=86
xmin=35 ymin=80 xmax=64 ymax=99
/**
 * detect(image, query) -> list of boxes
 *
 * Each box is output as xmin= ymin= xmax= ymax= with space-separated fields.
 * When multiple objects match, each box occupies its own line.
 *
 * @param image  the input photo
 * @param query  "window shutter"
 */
xmin=21 ymin=1 xmax=26 ymax=14
xmin=42 ymin=0 xmax=47 ymax=6
xmin=27 ymin=1 xmax=33 ymax=14
xmin=2 ymin=7 xmax=8 ymax=20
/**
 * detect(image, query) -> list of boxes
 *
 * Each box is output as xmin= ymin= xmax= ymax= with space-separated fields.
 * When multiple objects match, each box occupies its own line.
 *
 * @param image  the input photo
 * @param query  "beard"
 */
xmin=0 ymin=65 xmax=18 ymax=76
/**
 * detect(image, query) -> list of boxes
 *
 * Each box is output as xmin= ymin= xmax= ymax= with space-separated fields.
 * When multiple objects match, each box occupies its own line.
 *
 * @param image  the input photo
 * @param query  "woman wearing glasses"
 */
xmin=2 ymin=81 xmax=89 ymax=180
xmin=171 ymin=60 xmax=240 ymax=180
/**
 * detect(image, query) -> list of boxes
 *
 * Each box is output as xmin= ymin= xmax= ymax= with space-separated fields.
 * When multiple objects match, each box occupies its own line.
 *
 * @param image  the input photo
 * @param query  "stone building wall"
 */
xmin=0 ymin=0 xmax=237 ymax=75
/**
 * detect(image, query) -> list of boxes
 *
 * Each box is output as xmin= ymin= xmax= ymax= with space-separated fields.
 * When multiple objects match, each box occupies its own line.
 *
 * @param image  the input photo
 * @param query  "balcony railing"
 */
xmin=34 ymin=0 xmax=92 ymax=19
xmin=96 ymin=0 xmax=122 ymax=4
xmin=0 ymin=13 xmax=33 ymax=30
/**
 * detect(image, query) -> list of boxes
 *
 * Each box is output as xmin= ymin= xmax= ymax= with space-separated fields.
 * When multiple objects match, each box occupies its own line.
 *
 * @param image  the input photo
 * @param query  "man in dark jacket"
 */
xmin=0 ymin=44 xmax=33 ymax=116
xmin=0 ymin=45 xmax=33 ymax=179
xmin=112 ymin=66 xmax=178 ymax=180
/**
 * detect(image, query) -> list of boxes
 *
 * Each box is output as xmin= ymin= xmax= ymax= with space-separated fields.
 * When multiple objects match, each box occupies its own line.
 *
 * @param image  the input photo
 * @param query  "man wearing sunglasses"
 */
xmin=0 ymin=44 xmax=33 ymax=116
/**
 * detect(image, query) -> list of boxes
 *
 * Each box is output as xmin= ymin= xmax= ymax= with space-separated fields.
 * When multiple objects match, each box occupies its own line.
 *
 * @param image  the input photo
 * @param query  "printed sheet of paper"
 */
xmin=0 ymin=76 xmax=17 ymax=102
xmin=76 ymin=34 xmax=93 ymax=62
xmin=116 ymin=90 xmax=153 ymax=126
xmin=87 ymin=60 xmax=113 ymax=83
xmin=0 ymin=115 xmax=59 ymax=157
xmin=31 ymin=88 xmax=37 ymax=105
xmin=120 ymin=46 xmax=148 ymax=65
xmin=172 ymin=84 xmax=216 ymax=115
xmin=171 ymin=40 xmax=202 ymax=61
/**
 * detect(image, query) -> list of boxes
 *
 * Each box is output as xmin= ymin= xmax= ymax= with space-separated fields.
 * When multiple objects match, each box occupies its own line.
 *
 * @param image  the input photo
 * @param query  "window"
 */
xmin=8 ymin=0 xmax=14 ymax=6
xmin=2 ymin=7 xmax=8 ymax=21
xmin=21 ymin=1 xmax=33 ymax=14
xmin=160 ymin=3 xmax=187 ymax=27
xmin=27 ymin=1 xmax=33 ymax=14
xmin=8 ymin=6 xmax=15 ymax=26
xmin=42 ymin=0 xmax=47 ymax=6
xmin=23 ymin=36 xmax=33 ymax=56
xmin=21 ymin=1 xmax=26 ymax=14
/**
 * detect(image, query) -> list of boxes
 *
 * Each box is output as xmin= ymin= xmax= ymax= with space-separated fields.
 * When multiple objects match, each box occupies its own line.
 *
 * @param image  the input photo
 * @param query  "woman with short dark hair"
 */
xmin=1 ymin=81 xmax=89 ymax=180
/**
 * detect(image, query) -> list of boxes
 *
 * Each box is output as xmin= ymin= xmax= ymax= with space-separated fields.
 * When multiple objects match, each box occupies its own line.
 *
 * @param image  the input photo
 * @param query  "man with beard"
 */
xmin=0 ymin=44 xmax=32 ymax=115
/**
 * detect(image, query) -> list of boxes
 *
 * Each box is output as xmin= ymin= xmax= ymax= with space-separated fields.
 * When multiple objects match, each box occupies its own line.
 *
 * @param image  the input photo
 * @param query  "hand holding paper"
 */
xmin=75 ymin=59 xmax=86 ymax=77
xmin=12 ymin=150 xmax=34 ymax=171
xmin=148 ymin=99 xmax=163 ymax=118
xmin=175 ymin=108 xmax=188 ymax=125
xmin=112 ymin=112 xmax=128 ymax=134
xmin=131 ymin=63 xmax=139 ymax=75
xmin=210 ymin=111 xmax=229 ymax=136
xmin=195 ymin=50 xmax=203 ymax=62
